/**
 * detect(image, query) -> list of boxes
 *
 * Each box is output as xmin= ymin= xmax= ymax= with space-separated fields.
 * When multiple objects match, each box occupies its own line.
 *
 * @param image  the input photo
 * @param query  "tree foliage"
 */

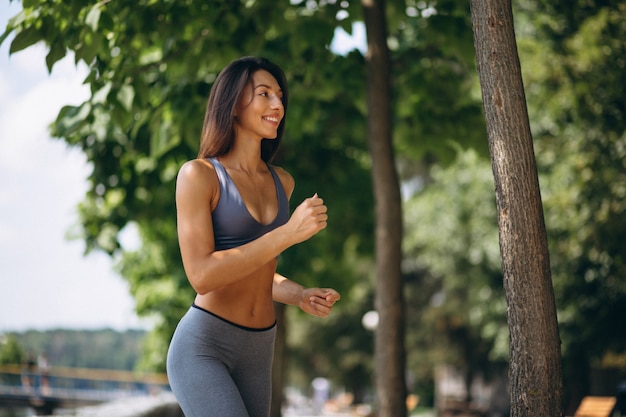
xmin=404 ymin=147 xmax=507 ymax=378
xmin=517 ymin=0 xmax=626 ymax=352
xmin=2 ymin=329 xmax=145 ymax=371
xmin=2 ymin=0 xmax=375 ymax=375
xmin=400 ymin=0 xmax=626 ymax=413
xmin=0 ymin=335 xmax=26 ymax=366
xmin=515 ymin=0 xmax=626 ymax=412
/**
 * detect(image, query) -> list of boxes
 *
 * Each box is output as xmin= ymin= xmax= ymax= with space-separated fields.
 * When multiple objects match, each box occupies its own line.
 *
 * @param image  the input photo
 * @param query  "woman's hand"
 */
xmin=299 ymin=288 xmax=341 ymax=318
xmin=286 ymin=193 xmax=328 ymax=244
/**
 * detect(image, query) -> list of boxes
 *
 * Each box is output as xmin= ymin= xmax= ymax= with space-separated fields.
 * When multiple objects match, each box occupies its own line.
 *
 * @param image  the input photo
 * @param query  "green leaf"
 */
xmin=85 ymin=5 xmax=101 ymax=32
xmin=6 ymin=9 xmax=28 ymax=28
xmin=92 ymin=82 xmax=112 ymax=104
xmin=9 ymin=27 xmax=41 ymax=54
xmin=0 ymin=9 xmax=28 ymax=46
xmin=21 ymin=0 xmax=39 ymax=8
xmin=45 ymin=39 xmax=67 ymax=72
xmin=75 ymin=31 xmax=100 ymax=64
xmin=53 ymin=103 xmax=92 ymax=138
xmin=0 ymin=29 xmax=12 ymax=47
xmin=151 ymin=125 xmax=181 ymax=159
xmin=117 ymin=84 xmax=135 ymax=112
xmin=138 ymin=47 xmax=163 ymax=66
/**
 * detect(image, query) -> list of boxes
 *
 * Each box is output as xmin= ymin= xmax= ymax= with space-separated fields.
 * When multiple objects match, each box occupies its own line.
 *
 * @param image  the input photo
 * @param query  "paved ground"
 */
xmin=283 ymin=406 xmax=437 ymax=417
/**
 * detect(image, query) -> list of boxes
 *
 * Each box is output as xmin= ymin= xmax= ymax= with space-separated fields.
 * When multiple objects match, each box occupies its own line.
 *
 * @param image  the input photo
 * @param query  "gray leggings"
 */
xmin=166 ymin=305 xmax=276 ymax=417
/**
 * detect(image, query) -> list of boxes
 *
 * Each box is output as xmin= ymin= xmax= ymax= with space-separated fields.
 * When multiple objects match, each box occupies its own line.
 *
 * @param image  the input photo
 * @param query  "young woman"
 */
xmin=166 ymin=56 xmax=341 ymax=417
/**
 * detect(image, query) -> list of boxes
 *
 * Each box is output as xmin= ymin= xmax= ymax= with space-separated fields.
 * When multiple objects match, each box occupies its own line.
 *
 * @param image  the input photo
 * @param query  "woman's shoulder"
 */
xmin=269 ymin=165 xmax=295 ymax=198
xmin=179 ymin=158 xmax=216 ymax=178
xmin=177 ymin=158 xmax=220 ymax=196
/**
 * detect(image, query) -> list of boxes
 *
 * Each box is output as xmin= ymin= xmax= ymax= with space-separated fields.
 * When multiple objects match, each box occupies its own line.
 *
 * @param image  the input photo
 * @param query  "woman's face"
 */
xmin=234 ymin=70 xmax=285 ymax=141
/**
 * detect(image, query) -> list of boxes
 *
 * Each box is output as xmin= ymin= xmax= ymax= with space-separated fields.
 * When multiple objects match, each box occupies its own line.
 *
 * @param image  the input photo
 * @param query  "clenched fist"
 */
xmin=286 ymin=193 xmax=328 ymax=244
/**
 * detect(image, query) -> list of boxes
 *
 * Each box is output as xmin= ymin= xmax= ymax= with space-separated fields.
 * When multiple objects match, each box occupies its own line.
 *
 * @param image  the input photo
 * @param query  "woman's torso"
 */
xmin=193 ymin=157 xmax=289 ymax=328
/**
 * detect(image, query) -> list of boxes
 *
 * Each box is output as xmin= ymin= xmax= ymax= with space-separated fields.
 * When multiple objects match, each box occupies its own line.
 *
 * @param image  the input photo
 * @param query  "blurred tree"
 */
xmin=281 ymin=0 xmax=487 ymax=411
xmin=0 ymin=335 xmax=26 ymax=365
xmin=516 ymin=0 xmax=626 ymax=413
xmin=287 ymin=267 xmax=377 ymax=404
xmin=371 ymin=0 xmax=624 ymax=414
xmin=7 ymin=329 xmax=145 ymax=370
xmin=470 ymin=0 xmax=562 ymax=415
xmin=362 ymin=1 xmax=407 ymax=416
xmin=0 ymin=335 xmax=26 ymax=386
xmin=400 ymin=0 xmax=626 ymax=410
xmin=404 ymin=148 xmax=508 ymax=405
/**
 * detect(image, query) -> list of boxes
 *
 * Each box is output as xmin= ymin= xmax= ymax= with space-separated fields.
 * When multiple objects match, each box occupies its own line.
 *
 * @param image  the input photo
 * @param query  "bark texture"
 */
xmin=469 ymin=1 xmax=563 ymax=416
xmin=362 ymin=1 xmax=407 ymax=416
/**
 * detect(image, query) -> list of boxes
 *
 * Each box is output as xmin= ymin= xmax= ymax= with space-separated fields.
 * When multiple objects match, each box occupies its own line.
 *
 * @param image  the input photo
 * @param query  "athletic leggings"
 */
xmin=166 ymin=304 xmax=277 ymax=417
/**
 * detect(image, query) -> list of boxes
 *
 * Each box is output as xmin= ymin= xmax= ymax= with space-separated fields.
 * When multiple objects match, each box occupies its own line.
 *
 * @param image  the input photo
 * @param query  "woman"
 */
xmin=166 ymin=56 xmax=341 ymax=417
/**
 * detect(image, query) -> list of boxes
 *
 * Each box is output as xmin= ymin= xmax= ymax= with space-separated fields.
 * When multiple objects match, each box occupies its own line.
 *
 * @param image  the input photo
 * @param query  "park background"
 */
xmin=1 ymin=0 xmax=625 ymax=416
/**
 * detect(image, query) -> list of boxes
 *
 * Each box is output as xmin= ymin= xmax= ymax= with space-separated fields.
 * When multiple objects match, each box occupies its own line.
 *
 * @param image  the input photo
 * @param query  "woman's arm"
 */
xmin=273 ymin=273 xmax=341 ymax=318
xmin=176 ymin=160 xmax=328 ymax=295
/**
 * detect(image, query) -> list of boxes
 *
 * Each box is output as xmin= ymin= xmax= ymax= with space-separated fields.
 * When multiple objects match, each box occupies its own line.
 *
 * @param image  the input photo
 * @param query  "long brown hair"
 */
xmin=197 ymin=56 xmax=289 ymax=163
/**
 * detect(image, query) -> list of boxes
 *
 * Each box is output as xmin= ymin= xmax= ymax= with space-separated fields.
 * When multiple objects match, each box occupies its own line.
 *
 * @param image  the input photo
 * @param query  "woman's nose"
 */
xmin=270 ymin=95 xmax=283 ymax=109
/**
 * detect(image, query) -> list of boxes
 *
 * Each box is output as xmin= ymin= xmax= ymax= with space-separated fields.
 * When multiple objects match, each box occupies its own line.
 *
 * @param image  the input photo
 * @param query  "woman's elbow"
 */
xmin=184 ymin=268 xmax=213 ymax=295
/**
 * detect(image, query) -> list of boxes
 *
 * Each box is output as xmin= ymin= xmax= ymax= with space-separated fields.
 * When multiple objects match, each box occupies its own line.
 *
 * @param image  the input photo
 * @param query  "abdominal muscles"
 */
xmin=193 ymin=259 xmax=278 ymax=328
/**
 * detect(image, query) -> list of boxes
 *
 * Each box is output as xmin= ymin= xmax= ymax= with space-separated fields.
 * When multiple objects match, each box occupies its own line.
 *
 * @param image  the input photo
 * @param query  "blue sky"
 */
xmin=0 ymin=2 xmax=365 ymax=332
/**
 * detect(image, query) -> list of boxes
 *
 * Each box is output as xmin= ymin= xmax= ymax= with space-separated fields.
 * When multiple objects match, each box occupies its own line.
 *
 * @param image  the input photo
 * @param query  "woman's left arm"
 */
xmin=273 ymin=274 xmax=341 ymax=318
xmin=272 ymin=168 xmax=340 ymax=316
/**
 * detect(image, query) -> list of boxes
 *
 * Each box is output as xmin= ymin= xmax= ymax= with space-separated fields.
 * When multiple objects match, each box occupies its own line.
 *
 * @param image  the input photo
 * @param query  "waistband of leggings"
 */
xmin=191 ymin=303 xmax=277 ymax=332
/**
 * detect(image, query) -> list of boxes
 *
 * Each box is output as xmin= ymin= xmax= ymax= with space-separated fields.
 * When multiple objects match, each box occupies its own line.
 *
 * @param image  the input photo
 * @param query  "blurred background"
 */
xmin=1 ymin=1 xmax=625 ymax=416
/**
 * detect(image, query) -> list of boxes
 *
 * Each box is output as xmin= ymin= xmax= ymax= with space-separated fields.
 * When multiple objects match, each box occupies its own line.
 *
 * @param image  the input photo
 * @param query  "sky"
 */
xmin=0 ymin=2 xmax=147 ymax=332
xmin=0 ymin=2 xmax=365 ymax=333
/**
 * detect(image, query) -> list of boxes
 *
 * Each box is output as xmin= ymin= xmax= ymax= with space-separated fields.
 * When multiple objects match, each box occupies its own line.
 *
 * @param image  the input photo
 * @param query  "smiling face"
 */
xmin=234 ymin=69 xmax=285 ymax=141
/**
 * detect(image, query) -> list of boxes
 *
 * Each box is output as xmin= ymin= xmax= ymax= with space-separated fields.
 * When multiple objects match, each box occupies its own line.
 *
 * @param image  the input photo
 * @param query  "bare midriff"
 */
xmin=193 ymin=258 xmax=278 ymax=329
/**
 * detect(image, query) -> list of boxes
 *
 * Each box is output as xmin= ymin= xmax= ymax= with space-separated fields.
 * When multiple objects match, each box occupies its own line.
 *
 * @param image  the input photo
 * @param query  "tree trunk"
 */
xmin=469 ymin=1 xmax=563 ymax=416
xmin=362 ymin=1 xmax=407 ymax=417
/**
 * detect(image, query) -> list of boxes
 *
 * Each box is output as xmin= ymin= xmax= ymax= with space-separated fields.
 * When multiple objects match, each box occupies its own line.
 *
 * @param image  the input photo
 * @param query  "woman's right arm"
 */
xmin=176 ymin=159 xmax=328 ymax=295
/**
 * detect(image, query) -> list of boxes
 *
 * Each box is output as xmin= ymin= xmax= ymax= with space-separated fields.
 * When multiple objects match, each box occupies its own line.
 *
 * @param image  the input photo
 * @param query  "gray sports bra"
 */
xmin=209 ymin=157 xmax=289 ymax=251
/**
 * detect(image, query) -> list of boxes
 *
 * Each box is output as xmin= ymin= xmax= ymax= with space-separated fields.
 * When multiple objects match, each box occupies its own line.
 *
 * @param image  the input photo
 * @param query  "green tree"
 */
xmin=516 ymin=0 xmax=626 ymax=413
xmin=0 ymin=335 xmax=26 ymax=365
xmin=364 ymin=1 xmax=626 ymax=415
xmin=400 ymin=1 xmax=626 ymax=415
xmin=0 ymin=334 xmax=26 ymax=386
xmin=8 ymin=329 xmax=145 ymax=370
xmin=283 ymin=0 xmax=490 ymax=407
xmin=404 ymin=148 xmax=507 ymax=405
xmin=400 ymin=0 xmax=626 ymax=410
